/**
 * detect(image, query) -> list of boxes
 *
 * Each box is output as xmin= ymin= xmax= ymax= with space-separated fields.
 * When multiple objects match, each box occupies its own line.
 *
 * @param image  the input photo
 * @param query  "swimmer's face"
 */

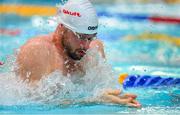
xmin=63 ymin=28 xmax=97 ymax=60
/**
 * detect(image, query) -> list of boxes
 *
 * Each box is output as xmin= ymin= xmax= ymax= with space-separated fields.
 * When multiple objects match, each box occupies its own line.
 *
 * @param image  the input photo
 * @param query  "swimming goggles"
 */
xmin=73 ymin=31 xmax=97 ymax=41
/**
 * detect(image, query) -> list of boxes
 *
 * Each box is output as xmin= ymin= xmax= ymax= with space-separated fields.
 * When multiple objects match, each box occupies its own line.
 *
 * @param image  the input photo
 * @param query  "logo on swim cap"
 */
xmin=57 ymin=0 xmax=98 ymax=34
xmin=88 ymin=25 xmax=98 ymax=30
xmin=62 ymin=9 xmax=81 ymax=17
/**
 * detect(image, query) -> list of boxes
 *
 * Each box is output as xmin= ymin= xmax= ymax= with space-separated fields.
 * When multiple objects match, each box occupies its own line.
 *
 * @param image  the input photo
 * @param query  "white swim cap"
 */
xmin=57 ymin=0 xmax=98 ymax=34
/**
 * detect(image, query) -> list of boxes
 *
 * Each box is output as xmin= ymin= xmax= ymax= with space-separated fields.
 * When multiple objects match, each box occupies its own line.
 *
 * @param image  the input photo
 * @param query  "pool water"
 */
xmin=0 ymin=3 xmax=180 ymax=114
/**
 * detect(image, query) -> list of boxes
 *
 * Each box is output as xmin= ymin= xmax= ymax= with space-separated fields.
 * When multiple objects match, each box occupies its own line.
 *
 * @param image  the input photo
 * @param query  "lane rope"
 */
xmin=1 ymin=4 xmax=180 ymax=24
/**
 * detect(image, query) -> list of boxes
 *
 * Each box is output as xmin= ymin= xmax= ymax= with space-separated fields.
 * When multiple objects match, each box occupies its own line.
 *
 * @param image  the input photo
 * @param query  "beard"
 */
xmin=68 ymin=50 xmax=82 ymax=60
xmin=62 ymin=39 xmax=86 ymax=60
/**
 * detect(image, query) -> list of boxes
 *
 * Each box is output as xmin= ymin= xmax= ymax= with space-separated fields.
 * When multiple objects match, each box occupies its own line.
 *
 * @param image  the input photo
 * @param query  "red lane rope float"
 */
xmin=0 ymin=28 xmax=21 ymax=36
xmin=1 ymin=4 xmax=180 ymax=24
xmin=149 ymin=16 xmax=180 ymax=24
xmin=0 ymin=61 xmax=3 ymax=65
xmin=98 ymin=12 xmax=180 ymax=24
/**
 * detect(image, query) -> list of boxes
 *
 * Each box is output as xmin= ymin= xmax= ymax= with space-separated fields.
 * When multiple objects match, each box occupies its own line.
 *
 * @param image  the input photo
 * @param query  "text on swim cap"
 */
xmin=62 ymin=9 xmax=81 ymax=17
xmin=88 ymin=25 xmax=98 ymax=30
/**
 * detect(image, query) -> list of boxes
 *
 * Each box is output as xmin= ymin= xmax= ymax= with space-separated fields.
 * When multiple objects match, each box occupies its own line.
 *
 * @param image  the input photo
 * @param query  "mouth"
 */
xmin=77 ymin=50 xmax=86 ymax=57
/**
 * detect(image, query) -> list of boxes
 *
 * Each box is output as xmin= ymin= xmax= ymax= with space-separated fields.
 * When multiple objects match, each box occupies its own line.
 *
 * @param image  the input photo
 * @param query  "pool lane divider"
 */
xmin=119 ymin=73 xmax=180 ymax=89
xmin=0 ymin=28 xmax=21 ymax=36
xmin=0 ymin=61 xmax=3 ymax=65
xmin=98 ymin=11 xmax=180 ymax=24
xmin=123 ymin=32 xmax=180 ymax=47
xmin=0 ymin=4 xmax=57 ymax=16
xmin=149 ymin=16 xmax=180 ymax=24
xmin=1 ymin=4 xmax=180 ymax=24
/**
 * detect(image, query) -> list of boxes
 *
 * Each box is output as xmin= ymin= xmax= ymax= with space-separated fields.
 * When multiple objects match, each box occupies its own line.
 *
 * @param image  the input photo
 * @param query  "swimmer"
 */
xmin=16 ymin=0 xmax=141 ymax=108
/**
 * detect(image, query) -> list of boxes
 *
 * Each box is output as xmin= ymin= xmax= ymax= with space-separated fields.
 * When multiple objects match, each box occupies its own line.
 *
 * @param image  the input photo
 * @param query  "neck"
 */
xmin=52 ymin=24 xmax=65 ymax=54
xmin=52 ymin=25 xmax=74 ymax=61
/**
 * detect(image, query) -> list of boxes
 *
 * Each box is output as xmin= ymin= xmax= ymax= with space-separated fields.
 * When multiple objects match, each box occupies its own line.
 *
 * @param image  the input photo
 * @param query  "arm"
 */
xmin=100 ymin=89 xmax=141 ymax=108
xmin=65 ymin=89 xmax=141 ymax=108
xmin=88 ymin=40 xmax=141 ymax=108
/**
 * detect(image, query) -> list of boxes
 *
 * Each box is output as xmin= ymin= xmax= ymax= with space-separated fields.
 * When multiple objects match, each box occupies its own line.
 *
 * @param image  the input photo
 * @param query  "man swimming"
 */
xmin=16 ymin=0 xmax=141 ymax=108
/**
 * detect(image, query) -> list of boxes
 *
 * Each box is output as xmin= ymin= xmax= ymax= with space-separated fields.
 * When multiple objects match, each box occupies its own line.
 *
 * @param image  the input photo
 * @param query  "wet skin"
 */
xmin=17 ymin=24 xmax=141 ymax=108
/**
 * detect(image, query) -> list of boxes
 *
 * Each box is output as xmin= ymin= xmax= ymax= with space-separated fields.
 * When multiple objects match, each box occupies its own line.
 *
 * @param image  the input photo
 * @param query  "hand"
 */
xmin=101 ymin=89 xmax=141 ymax=108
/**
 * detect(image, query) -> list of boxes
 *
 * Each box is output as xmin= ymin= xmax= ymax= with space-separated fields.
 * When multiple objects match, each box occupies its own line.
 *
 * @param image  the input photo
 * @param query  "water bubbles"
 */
xmin=31 ymin=16 xmax=44 ymax=28
xmin=47 ymin=17 xmax=58 ymax=28
xmin=59 ymin=0 xmax=68 ymax=5
xmin=31 ymin=16 xmax=57 ymax=33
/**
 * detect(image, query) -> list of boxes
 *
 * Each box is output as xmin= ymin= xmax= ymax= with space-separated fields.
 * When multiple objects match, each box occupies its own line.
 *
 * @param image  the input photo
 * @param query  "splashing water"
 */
xmin=0 ymin=48 xmax=118 ymax=106
xmin=0 ymin=43 xmax=179 ymax=114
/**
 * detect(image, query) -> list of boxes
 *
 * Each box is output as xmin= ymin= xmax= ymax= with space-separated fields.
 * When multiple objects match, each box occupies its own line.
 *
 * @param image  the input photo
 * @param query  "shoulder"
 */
xmin=20 ymin=35 xmax=56 ymax=53
xmin=89 ymin=39 xmax=104 ymax=48
xmin=89 ymin=39 xmax=105 ymax=58
xmin=16 ymin=35 xmax=63 ymax=81
xmin=17 ymin=35 xmax=58 ymax=65
xmin=24 ymin=35 xmax=53 ymax=46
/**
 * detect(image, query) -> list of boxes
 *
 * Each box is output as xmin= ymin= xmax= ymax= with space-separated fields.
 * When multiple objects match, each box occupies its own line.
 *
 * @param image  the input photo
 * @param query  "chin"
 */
xmin=69 ymin=53 xmax=82 ymax=60
xmin=76 ymin=54 xmax=84 ymax=60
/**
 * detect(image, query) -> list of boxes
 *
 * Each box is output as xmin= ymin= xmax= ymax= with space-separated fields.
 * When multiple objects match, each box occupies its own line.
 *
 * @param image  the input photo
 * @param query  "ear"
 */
xmin=57 ymin=23 xmax=63 ymax=29
xmin=55 ymin=24 xmax=64 ymax=34
xmin=59 ymin=23 xmax=65 ymax=28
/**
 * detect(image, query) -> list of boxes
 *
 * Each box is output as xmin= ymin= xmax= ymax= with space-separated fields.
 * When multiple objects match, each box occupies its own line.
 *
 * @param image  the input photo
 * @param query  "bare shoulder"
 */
xmin=17 ymin=35 xmax=61 ymax=81
xmin=23 ymin=34 xmax=53 ymax=46
xmin=90 ymin=39 xmax=104 ymax=48
xmin=18 ymin=35 xmax=57 ymax=60
xmin=89 ymin=39 xmax=105 ymax=58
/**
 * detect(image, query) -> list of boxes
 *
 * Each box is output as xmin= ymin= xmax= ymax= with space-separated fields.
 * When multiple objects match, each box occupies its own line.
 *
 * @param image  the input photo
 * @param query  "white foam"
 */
xmin=0 ymin=48 xmax=117 ymax=105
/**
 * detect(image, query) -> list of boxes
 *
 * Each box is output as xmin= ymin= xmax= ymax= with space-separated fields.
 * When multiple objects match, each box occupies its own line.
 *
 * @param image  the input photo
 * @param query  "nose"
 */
xmin=80 ymin=40 xmax=90 ymax=50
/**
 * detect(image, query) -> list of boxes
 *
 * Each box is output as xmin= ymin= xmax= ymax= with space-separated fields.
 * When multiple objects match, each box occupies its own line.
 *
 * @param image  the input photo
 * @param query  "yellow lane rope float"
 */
xmin=123 ymin=32 xmax=180 ymax=47
xmin=0 ymin=4 xmax=57 ymax=16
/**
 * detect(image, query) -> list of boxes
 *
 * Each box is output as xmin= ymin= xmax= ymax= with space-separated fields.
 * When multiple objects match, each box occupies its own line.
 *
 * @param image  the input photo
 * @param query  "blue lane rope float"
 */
xmin=98 ymin=11 xmax=180 ymax=24
xmin=98 ymin=12 xmax=149 ymax=22
xmin=119 ymin=73 xmax=180 ymax=89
